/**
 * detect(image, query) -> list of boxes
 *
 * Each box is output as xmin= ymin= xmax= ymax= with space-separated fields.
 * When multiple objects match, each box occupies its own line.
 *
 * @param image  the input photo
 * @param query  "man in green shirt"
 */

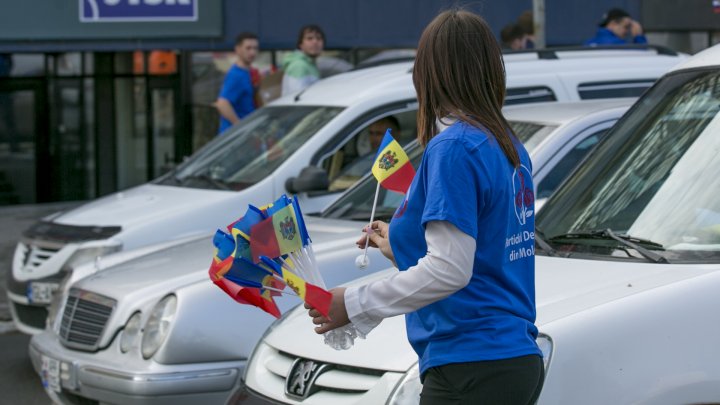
xmin=281 ymin=25 xmax=325 ymax=96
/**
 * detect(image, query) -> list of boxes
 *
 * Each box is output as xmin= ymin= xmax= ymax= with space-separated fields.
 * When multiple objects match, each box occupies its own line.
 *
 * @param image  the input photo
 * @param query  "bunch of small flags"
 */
xmin=208 ymin=194 xmax=332 ymax=319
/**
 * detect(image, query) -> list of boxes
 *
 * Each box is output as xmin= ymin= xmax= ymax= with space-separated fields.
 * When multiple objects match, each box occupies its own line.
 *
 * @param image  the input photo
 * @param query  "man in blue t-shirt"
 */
xmin=216 ymin=32 xmax=259 ymax=134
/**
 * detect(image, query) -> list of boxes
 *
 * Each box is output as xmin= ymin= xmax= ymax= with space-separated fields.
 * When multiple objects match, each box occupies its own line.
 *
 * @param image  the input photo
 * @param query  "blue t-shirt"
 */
xmin=218 ymin=65 xmax=255 ymax=134
xmin=389 ymin=120 xmax=541 ymax=376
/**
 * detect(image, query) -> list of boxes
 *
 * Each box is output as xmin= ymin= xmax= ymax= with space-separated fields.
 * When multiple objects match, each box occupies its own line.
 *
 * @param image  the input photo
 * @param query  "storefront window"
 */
xmin=4 ymin=54 xmax=44 ymax=77
xmin=57 ymin=53 xmax=82 ymax=76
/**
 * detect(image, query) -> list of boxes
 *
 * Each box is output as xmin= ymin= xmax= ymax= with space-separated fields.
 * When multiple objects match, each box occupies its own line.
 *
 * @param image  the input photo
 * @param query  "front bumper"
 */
xmin=7 ymin=242 xmax=67 ymax=334
xmin=29 ymin=331 xmax=244 ymax=405
xmin=7 ymin=291 xmax=47 ymax=334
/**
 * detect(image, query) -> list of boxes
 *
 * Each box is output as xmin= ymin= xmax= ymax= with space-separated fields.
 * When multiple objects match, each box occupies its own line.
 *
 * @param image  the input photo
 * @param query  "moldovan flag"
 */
xmin=250 ymin=204 xmax=303 ymax=262
xmin=372 ymin=129 xmax=415 ymax=194
xmin=208 ymin=257 xmax=281 ymax=318
xmin=282 ymin=268 xmax=332 ymax=318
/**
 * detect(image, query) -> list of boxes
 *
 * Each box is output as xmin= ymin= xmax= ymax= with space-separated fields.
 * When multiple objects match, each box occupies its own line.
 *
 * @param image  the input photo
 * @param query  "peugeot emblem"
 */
xmin=285 ymin=358 xmax=332 ymax=400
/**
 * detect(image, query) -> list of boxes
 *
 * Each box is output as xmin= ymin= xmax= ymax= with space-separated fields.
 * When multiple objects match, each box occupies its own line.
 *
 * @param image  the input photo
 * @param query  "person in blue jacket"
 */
xmin=585 ymin=8 xmax=647 ymax=45
xmin=215 ymin=32 xmax=259 ymax=134
xmin=307 ymin=8 xmax=544 ymax=405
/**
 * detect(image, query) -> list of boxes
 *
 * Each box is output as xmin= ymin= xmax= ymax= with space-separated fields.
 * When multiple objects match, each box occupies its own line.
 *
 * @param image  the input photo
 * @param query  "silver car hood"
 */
xmin=73 ymin=216 xmax=361 ymax=299
xmin=54 ymin=184 xmax=233 ymax=228
xmin=264 ymin=255 xmax=717 ymax=373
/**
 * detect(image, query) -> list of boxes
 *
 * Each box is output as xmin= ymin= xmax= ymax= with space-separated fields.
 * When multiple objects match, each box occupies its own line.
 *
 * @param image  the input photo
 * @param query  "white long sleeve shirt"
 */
xmin=344 ymin=220 xmax=476 ymax=335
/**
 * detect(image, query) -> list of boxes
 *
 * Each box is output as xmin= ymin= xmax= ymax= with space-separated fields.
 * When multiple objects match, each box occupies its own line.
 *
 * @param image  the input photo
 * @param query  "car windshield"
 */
xmin=537 ymin=68 xmax=720 ymax=262
xmin=509 ymin=121 xmax=559 ymax=152
xmin=156 ymin=106 xmax=343 ymax=191
xmin=322 ymin=141 xmax=424 ymax=222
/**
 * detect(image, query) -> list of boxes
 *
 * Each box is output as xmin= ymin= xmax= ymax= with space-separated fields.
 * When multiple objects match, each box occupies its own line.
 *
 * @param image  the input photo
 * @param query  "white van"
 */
xmin=241 ymin=45 xmax=720 ymax=404
xmin=8 ymin=47 xmax=686 ymax=334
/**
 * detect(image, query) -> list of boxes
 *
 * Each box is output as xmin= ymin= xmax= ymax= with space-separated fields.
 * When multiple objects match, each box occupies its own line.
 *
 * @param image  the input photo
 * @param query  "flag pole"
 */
xmin=358 ymin=182 xmax=381 ymax=268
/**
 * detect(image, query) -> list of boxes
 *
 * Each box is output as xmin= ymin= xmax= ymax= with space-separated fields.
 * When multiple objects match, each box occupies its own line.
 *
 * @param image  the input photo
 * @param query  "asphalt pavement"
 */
xmin=1 ymin=332 xmax=52 ymax=404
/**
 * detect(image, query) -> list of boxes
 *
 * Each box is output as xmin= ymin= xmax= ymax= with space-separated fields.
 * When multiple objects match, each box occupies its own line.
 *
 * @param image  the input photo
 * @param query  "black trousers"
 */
xmin=420 ymin=355 xmax=545 ymax=405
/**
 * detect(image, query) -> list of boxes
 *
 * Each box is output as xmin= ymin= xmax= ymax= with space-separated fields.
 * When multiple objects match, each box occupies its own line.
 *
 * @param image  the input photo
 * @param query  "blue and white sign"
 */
xmin=80 ymin=0 xmax=198 ymax=22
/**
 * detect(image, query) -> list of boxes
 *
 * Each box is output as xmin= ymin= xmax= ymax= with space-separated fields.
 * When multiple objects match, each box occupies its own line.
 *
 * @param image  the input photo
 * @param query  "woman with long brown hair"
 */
xmin=307 ymin=9 xmax=544 ymax=404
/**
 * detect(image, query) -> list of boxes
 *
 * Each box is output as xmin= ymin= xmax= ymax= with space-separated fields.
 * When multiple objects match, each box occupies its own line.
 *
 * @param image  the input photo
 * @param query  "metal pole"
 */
xmin=533 ymin=0 xmax=546 ymax=49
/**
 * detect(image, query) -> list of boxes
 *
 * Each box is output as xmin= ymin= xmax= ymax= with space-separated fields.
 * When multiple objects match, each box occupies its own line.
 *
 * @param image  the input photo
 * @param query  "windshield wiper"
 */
xmin=181 ymin=174 xmax=231 ymax=191
xmin=534 ymin=228 xmax=559 ymax=257
xmin=549 ymin=229 xmax=669 ymax=264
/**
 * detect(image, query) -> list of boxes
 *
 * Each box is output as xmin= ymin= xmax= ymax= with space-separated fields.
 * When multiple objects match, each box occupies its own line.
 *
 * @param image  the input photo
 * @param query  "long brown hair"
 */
xmin=413 ymin=9 xmax=520 ymax=167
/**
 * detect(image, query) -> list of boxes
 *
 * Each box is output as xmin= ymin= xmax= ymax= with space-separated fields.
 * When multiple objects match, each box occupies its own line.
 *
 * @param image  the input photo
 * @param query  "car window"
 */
xmin=157 ymin=106 xmax=343 ymax=191
xmin=537 ymin=68 xmax=720 ymax=262
xmin=578 ymin=79 xmax=656 ymax=100
xmin=509 ymin=121 xmax=559 ymax=152
xmin=322 ymin=141 xmax=423 ymax=221
xmin=536 ymin=130 xmax=607 ymax=199
xmin=324 ymin=109 xmax=417 ymax=192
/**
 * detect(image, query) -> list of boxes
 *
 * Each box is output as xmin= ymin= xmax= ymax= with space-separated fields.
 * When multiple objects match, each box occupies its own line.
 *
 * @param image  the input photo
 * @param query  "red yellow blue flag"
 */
xmin=260 ymin=257 xmax=332 ymax=318
xmin=208 ymin=258 xmax=281 ymax=318
xmin=372 ymin=129 xmax=415 ymax=194
xmin=249 ymin=204 xmax=303 ymax=262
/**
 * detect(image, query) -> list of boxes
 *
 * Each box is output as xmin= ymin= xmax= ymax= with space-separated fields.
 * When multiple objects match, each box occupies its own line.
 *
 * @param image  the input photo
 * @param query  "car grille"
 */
xmin=251 ymin=342 xmax=403 ymax=402
xmin=18 ymin=239 xmax=64 ymax=271
xmin=59 ymin=289 xmax=116 ymax=351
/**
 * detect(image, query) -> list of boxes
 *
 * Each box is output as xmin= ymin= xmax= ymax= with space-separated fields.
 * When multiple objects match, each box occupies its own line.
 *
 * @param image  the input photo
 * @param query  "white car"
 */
xmin=29 ymin=99 xmax=634 ymax=405
xmin=240 ymin=45 xmax=720 ymax=404
xmin=8 ymin=46 xmax=686 ymax=335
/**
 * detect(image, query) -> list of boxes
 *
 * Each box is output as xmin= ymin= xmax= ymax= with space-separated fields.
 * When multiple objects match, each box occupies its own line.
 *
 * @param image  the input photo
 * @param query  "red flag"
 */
xmin=208 ymin=260 xmax=281 ymax=318
xmin=250 ymin=216 xmax=281 ymax=262
xmin=305 ymin=283 xmax=333 ymax=319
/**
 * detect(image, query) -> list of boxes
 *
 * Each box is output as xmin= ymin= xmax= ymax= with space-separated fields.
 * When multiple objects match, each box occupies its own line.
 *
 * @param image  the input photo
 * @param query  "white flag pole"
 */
xmin=356 ymin=182 xmax=381 ymax=269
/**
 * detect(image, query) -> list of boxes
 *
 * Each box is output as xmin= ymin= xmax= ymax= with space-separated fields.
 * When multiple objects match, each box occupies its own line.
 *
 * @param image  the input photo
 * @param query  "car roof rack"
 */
xmin=502 ymin=44 xmax=679 ymax=59
xmin=352 ymin=56 xmax=416 ymax=71
xmin=348 ymin=44 xmax=679 ymax=74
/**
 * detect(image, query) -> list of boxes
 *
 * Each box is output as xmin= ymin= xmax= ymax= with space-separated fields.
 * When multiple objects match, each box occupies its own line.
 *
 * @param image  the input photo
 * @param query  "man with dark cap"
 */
xmin=584 ymin=8 xmax=647 ymax=45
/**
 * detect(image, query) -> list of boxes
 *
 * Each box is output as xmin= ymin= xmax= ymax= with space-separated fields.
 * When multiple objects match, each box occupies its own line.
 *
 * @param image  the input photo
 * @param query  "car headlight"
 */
xmin=141 ymin=295 xmax=177 ymax=359
xmin=62 ymin=243 xmax=122 ymax=271
xmin=537 ymin=333 xmax=553 ymax=371
xmin=120 ymin=312 xmax=143 ymax=353
xmin=386 ymin=363 xmax=422 ymax=405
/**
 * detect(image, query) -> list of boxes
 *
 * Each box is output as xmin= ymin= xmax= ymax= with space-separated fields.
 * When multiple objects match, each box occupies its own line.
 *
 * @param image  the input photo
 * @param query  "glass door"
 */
xmin=48 ymin=78 xmax=94 ymax=201
xmin=148 ymin=76 xmax=180 ymax=179
xmin=0 ymin=79 xmax=49 ymax=204
xmin=114 ymin=51 xmax=182 ymax=190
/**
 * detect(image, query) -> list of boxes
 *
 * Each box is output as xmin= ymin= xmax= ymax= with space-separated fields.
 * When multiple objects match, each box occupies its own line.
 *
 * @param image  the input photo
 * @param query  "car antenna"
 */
xmin=294 ymin=82 xmax=315 ymax=102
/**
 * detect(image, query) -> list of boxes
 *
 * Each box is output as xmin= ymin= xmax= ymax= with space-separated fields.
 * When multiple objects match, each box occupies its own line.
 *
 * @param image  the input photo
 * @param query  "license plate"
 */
xmin=28 ymin=282 xmax=59 ymax=304
xmin=41 ymin=355 xmax=61 ymax=393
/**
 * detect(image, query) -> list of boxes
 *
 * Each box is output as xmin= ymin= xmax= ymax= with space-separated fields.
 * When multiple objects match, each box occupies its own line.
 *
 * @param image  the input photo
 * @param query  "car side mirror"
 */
xmin=286 ymin=166 xmax=329 ymax=194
